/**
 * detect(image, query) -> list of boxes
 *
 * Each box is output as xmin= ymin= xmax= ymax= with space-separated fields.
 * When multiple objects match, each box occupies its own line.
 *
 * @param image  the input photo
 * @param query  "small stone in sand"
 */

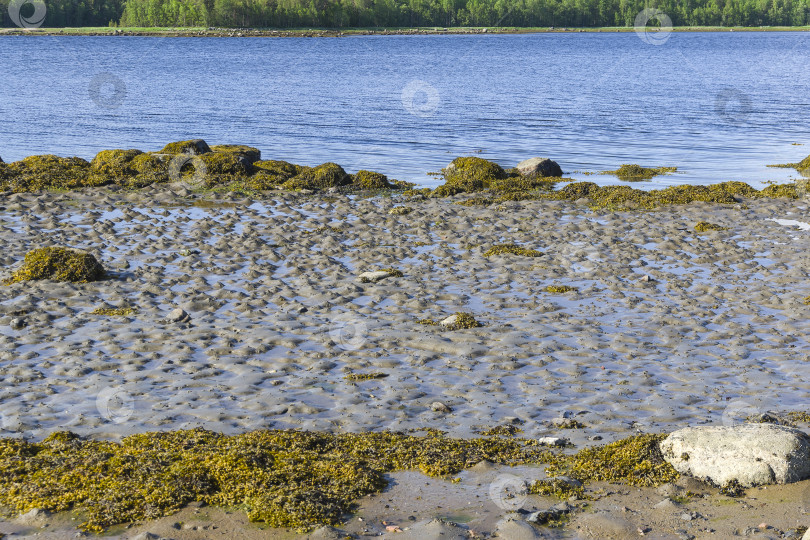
xmin=10 ymin=317 xmax=26 ymax=329
xmin=358 ymin=268 xmax=403 ymax=283
xmin=166 ymin=308 xmax=190 ymax=323
xmin=538 ymin=436 xmax=568 ymax=447
xmin=431 ymin=401 xmax=452 ymax=413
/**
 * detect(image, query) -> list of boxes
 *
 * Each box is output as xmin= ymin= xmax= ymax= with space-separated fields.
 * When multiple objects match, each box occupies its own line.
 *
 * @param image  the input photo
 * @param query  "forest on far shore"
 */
xmin=1 ymin=0 xmax=809 ymax=29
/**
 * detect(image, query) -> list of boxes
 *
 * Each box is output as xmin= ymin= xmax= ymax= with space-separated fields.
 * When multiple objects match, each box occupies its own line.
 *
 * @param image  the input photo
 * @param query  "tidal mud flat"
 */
xmin=1 ymin=185 xmax=809 ymax=441
xmin=1 ymin=167 xmax=810 ymax=537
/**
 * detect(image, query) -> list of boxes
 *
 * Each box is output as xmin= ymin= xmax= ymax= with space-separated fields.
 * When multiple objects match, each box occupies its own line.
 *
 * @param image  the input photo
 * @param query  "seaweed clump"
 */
xmin=545 ymin=285 xmax=578 ymax=293
xmin=528 ymin=478 xmax=585 ymax=499
xmin=209 ymin=144 xmax=261 ymax=165
xmin=444 ymin=312 xmax=483 ymax=330
xmin=483 ymin=244 xmax=542 ymax=257
xmin=247 ymin=160 xmax=303 ymax=189
xmin=344 ymin=372 xmax=389 ymax=381
xmin=0 ymin=428 xmax=556 ymax=533
xmin=694 ymin=221 xmax=728 ymax=232
xmin=90 ymin=307 xmax=136 ymax=316
xmin=604 ymin=164 xmax=677 ymax=181
xmin=5 ymin=247 xmax=105 ymax=284
xmin=546 ymin=181 xmax=781 ymax=210
xmin=543 ymin=434 xmax=678 ymax=487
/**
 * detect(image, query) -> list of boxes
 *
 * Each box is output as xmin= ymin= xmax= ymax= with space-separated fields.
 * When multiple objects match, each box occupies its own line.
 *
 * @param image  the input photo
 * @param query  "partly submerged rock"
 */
xmin=660 ymin=424 xmax=810 ymax=487
xmin=516 ymin=157 xmax=562 ymax=178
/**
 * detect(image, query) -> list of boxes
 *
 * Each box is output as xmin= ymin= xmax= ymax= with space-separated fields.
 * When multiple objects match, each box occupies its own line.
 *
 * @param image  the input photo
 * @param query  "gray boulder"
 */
xmin=516 ymin=157 xmax=562 ymax=178
xmin=659 ymin=424 xmax=810 ymax=487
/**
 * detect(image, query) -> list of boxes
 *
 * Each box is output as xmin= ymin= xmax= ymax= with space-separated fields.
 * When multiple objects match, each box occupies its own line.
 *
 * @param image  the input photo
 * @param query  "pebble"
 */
xmin=431 ymin=401 xmax=452 ymax=413
xmin=166 ymin=308 xmax=190 ymax=323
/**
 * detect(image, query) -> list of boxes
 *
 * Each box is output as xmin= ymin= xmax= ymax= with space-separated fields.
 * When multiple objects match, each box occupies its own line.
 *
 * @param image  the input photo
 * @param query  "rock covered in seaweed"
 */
xmin=209 ymin=144 xmax=261 ymax=165
xmin=351 ymin=170 xmax=392 ymax=189
xmin=159 ymin=139 xmax=212 ymax=155
xmin=0 ymin=155 xmax=95 ymax=192
xmin=436 ymin=156 xmax=507 ymax=195
xmin=5 ymin=247 xmax=105 ymax=284
xmin=282 ymin=162 xmax=350 ymax=190
xmin=516 ymin=157 xmax=562 ymax=178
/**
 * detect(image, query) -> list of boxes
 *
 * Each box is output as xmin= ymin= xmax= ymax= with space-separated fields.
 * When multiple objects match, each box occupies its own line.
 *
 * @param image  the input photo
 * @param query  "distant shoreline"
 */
xmin=1 ymin=25 xmax=809 ymax=37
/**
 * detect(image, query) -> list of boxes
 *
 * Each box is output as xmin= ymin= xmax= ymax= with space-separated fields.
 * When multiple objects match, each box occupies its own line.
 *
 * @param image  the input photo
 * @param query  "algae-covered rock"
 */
xmin=694 ymin=221 xmax=728 ymax=232
xmin=5 ymin=247 xmax=105 ymax=284
xmin=209 ymin=144 xmax=261 ymax=165
xmin=190 ymin=152 xmax=249 ymax=186
xmin=760 ymin=183 xmax=798 ymax=199
xmin=282 ymin=163 xmax=350 ymax=190
xmin=246 ymin=160 xmax=302 ymax=190
xmin=127 ymin=153 xmax=171 ymax=187
xmin=516 ymin=157 xmax=562 ymax=178
xmin=89 ymin=149 xmax=143 ymax=183
xmin=2 ymin=155 xmax=95 ymax=192
xmin=351 ymin=170 xmax=391 ymax=189
xmin=159 ymin=139 xmax=212 ymax=155
xmin=437 ymin=157 xmax=507 ymax=194
xmin=797 ymin=155 xmax=810 ymax=171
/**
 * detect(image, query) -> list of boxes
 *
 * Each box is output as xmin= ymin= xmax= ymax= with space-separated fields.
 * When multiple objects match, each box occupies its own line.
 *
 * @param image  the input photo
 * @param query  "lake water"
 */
xmin=1 ymin=32 xmax=809 ymax=188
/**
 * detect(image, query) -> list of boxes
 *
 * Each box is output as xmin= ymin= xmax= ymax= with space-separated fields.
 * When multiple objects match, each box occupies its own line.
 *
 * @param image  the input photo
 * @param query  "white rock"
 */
xmin=439 ymin=314 xmax=458 ymax=326
xmin=659 ymin=424 xmax=810 ymax=487
xmin=653 ymin=498 xmax=680 ymax=510
xmin=431 ymin=401 xmax=452 ymax=413
xmin=358 ymin=270 xmax=393 ymax=283
xmin=166 ymin=308 xmax=190 ymax=323
xmin=538 ymin=436 xmax=568 ymax=447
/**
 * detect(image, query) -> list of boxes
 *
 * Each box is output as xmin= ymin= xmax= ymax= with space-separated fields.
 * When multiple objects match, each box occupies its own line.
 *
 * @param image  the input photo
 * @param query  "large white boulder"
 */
xmin=659 ymin=423 xmax=810 ymax=487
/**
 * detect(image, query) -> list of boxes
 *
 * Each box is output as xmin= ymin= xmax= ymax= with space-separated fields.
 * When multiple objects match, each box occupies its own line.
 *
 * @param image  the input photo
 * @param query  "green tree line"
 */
xmin=1 ymin=0 xmax=809 ymax=28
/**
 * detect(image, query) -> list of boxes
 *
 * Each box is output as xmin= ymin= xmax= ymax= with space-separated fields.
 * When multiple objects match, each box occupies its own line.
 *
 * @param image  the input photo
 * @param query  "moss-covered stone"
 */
xmin=88 ymin=149 xmax=143 ymax=184
xmin=209 ymin=144 xmax=261 ymax=164
xmin=246 ymin=160 xmax=303 ymax=190
xmin=352 ymin=170 xmax=392 ymax=189
xmin=604 ymin=164 xmax=677 ymax=181
xmin=434 ymin=157 xmax=507 ymax=195
xmin=127 ymin=153 xmax=171 ymax=187
xmin=159 ymin=139 xmax=212 ymax=155
xmin=0 ymin=155 xmax=95 ymax=192
xmin=760 ymin=183 xmax=798 ymax=199
xmin=483 ymin=244 xmax=542 ymax=257
xmin=528 ymin=478 xmax=585 ymax=499
xmin=545 ymin=285 xmax=578 ymax=293
xmin=797 ymin=155 xmax=810 ymax=171
xmin=5 ymin=247 xmax=105 ymax=284
xmin=282 ymin=163 xmax=350 ymax=190
xmin=694 ymin=221 xmax=728 ymax=232
xmin=389 ymin=206 xmax=413 ymax=215
xmin=192 ymin=152 xmax=250 ymax=186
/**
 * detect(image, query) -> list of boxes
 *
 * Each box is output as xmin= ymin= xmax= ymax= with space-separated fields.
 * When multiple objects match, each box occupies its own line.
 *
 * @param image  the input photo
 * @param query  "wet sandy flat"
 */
xmin=0 ymin=185 xmax=809 ymax=449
